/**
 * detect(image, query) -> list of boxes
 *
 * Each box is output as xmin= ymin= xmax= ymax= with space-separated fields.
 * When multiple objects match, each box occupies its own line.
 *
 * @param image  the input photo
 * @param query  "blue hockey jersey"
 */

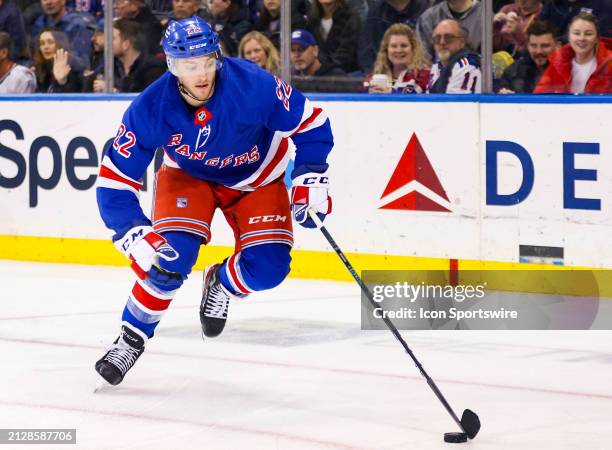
xmin=96 ymin=57 xmax=334 ymax=239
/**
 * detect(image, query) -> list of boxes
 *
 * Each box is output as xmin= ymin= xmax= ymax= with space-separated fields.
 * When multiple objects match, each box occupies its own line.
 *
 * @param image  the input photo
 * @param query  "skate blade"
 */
xmin=93 ymin=377 xmax=111 ymax=393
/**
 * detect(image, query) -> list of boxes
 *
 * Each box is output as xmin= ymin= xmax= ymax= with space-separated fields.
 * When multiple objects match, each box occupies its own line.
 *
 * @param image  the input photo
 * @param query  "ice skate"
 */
xmin=95 ymin=324 xmax=146 ymax=386
xmin=200 ymin=264 xmax=236 ymax=338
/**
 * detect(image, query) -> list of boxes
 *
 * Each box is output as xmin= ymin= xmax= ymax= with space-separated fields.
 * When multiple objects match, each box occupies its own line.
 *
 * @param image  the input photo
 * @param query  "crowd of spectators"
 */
xmin=0 ymin=0 xmax=609 ymax=93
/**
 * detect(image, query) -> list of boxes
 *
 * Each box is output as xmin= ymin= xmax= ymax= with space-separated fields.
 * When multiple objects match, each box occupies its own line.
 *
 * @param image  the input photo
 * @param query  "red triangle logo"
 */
xmin=380 ymin=133 xmax=450 ymax=212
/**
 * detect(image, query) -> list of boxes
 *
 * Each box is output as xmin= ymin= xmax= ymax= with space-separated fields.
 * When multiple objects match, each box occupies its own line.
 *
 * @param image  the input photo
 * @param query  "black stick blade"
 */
xmin=461 ymin=409 xmax=481 ymax=439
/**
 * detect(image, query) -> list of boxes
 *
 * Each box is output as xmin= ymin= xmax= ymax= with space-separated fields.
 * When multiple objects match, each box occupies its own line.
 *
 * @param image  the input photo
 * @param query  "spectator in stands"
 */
xmin=246 ymin=0 xmax=261 ymax=23
xmin=92 ymin=18 xmax=166 ymax=92
xmin=148 ymin=0 xmax=173 ymax=20
xmin=491 ymin=49 xmax=514 ymax=80
xmin=305 ymin=0 xmax=361 ymax=73
xmin=161 ymin=0 xmax=203 ymax=30
xmin=539 ymin=0 xmax=610 ymax=42
xmin=81 ymin=20 xmax=103 ymax=91
xmin=201 ymin=0 xmax=252 ymax=56
xmin=358 ymin=0 xmax=429 ymax=72
xmin=347 ymin=0 xmax=367 ymax=24
xmin=497 ymin=20 xmax=559 ymax=93
xmin=238 ymin=30 xmax=280 ymax=74
xmin=363 ymin=23 xmax=430 ymax=93
xmin=416 ymin=0 xmax=481 ymax=61
xmin=89 ymin=20 xmax=103 ymax=71
xmin=20 ymin=0 xmax=41 ymax=36
xmin=493 ymin=0 xmax=542 ymax=56
xmin=254 ymin=0 xmax=306 ymax=50
xmin=114 ymin=0 xmax=163 ymax=55
xmin=172 ymin=0 xmax=202 ymax=19
xmin=0 ymin=31 xmax=36 ymax=92
xmin=34 ymin=28 xmax=86 ymax=92
xmin=535 ymin=12 xmax=611 ymax=93
xmin=0 ymin=0 xmax=29 ymax=62
xmin=290 ymin=28 xmax=345 ymax=75
xmin=31 ymin=0 xmax=94 ymax=63
xmin=66 ymin=0 xmax=103 ymax=18
xmin=427 ymin=19 xmax=481 ymax=93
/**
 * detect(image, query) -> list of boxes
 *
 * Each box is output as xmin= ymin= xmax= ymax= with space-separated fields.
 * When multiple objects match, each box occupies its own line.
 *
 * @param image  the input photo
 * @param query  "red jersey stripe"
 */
xmin=249 ymin=138 xmax=289 ymax=189
xmin=99 ymin=165 xmax=143 ymax=191
xmin=291 ymin=107 xmax=323 ymax=136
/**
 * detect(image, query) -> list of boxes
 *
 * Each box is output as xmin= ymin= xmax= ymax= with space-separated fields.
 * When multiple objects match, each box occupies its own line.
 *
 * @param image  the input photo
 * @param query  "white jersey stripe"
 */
xmin=96 ymin=177 xmax=139 ymax=195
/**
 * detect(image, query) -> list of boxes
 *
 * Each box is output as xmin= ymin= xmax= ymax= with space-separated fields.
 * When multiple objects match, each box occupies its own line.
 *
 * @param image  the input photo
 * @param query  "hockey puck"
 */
xmin=444 ymin=432 xmax=468 ymax=443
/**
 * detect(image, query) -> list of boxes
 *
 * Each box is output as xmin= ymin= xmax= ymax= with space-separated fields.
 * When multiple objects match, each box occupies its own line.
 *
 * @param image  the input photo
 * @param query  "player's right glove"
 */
xmin=291 ymin=172 xmax=332 ymax=228
xmin=114 ymin=225 xmax=180 ymax=282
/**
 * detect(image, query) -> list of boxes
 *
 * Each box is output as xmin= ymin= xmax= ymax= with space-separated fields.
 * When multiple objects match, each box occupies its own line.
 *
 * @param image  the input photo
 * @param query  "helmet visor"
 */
xmin=167 ymin=54 xmax=218 ymax=78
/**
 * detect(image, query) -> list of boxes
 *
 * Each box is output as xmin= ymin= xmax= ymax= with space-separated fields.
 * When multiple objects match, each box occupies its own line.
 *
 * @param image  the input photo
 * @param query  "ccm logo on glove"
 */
xmin=291 ymin=172 xmax=332 ymax=228
xmin=114 ymin=226 xmax=179 ymax=280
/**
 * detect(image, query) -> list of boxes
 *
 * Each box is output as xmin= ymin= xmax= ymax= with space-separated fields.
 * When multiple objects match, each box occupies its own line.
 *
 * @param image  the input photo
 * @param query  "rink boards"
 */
xmin=1 ymin=94 xmax=611 ymax=280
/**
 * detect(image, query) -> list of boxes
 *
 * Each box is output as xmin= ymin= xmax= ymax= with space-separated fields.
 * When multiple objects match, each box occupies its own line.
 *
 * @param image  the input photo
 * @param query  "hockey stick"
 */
xmin=307 ymin=209 xmax=481 ymax=440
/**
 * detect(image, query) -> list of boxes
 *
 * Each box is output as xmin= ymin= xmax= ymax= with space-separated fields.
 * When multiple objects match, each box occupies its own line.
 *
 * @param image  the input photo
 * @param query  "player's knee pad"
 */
xmin=240 ymin=243 xmax=292 ymax=291
xmin=148 ymin=231 xmax=202 ymax=291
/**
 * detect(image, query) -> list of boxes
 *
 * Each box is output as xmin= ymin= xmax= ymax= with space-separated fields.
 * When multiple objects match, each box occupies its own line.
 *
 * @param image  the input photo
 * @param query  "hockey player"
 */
xmin=94 ymin=16 xmax=333 ymax=386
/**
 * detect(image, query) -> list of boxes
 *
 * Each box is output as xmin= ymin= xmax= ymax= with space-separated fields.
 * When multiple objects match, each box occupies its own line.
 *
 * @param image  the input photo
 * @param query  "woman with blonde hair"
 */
xmin=364 ymin=23 xmax=431 ymax=94
xmin=238 ymin=31 xmax=280 ymax=75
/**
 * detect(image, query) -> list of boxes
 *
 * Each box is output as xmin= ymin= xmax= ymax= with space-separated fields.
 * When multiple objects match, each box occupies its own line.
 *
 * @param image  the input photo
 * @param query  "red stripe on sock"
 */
xmin=132 ymin=282 xmax=172 ymax=311
xmin=226 ymin=254 xmax=250 ymax=294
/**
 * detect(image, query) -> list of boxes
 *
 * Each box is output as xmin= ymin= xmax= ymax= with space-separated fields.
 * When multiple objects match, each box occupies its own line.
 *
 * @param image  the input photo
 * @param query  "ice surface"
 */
xmin=1 ymin=260 xmax=611 ymax=449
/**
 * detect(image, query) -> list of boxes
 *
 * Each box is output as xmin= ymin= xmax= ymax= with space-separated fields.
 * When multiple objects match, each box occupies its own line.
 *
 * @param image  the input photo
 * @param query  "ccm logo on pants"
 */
xmin=248 ymin=215 xmax=287 ymax=224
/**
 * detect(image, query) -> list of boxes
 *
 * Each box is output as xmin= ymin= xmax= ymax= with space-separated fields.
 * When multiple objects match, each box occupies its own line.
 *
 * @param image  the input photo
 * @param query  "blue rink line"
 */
xmin=1 ymin=93 xmax=611 ymax=104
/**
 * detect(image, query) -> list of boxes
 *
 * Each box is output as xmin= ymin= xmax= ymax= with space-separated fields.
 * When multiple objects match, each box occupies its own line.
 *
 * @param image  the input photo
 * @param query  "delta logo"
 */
xmin=379 ymin=133 xmax=451 ymax=212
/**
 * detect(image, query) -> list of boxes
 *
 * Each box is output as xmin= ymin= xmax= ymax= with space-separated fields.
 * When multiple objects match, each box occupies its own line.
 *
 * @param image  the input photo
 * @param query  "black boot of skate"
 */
xmin=200 ymin=264 xmax=236 ymax=338
xmin=95 ymin=324 xmax=146 ymax=386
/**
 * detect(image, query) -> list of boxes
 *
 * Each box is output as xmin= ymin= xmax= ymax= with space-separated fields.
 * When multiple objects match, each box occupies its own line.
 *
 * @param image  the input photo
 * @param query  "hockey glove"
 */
xmin=114 ymin=226 xmax=180 ymax=282
xmin=291 ymin=172 xmax=332 ymax=228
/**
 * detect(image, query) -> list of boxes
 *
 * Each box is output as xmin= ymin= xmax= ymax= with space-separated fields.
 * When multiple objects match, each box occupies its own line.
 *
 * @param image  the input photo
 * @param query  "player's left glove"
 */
xmin=291 ymin=172 xmax=332 ymax=228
